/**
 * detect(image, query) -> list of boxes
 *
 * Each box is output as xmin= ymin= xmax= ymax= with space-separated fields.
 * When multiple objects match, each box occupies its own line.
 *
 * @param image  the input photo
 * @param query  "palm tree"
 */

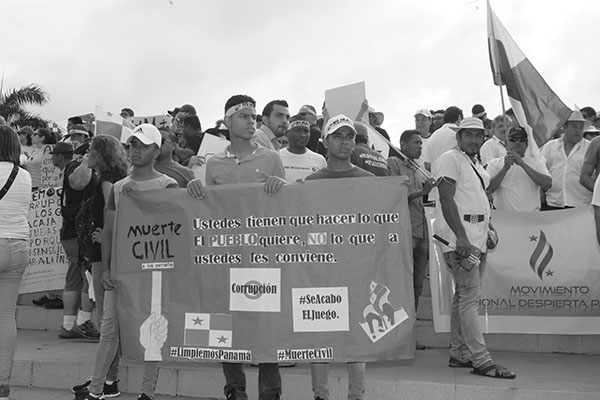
xmin=0 ymin=84 xmax=50 ymax=129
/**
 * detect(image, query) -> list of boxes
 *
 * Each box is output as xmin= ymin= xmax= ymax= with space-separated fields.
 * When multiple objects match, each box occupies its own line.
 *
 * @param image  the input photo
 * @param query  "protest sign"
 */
xmin=19 ymin=187 xmax=68 ymax=294
xmin=115 ymin=177 xmax=415 ymax=363
xmin=429 ymin=206 xmax=600 ymax=334
xmin=191 ymin=134 xmax=230 ymax=183
xmin=324 ymin=81 xmax=365 ymax=120
xmin=129 ymin=114 xmax=172 ymax=129
xmin=324 ymin=82 xmax=393 ymax=158
xmin=40 ymin=144 xmax=62 ymax=189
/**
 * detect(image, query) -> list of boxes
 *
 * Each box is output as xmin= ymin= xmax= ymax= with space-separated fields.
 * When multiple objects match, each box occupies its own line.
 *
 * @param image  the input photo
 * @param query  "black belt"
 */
xmin=463 ymin=214 xmax=485 ymax=223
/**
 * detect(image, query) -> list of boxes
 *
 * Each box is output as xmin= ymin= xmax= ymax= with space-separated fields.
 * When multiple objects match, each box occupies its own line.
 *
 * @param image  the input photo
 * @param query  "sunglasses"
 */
xmin=508 ymin=137 xmax=527 ymax=143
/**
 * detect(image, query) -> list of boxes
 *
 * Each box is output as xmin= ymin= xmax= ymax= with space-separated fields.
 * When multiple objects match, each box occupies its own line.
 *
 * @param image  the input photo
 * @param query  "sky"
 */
xmin=2 ymin=0 xmax=599 ymax=145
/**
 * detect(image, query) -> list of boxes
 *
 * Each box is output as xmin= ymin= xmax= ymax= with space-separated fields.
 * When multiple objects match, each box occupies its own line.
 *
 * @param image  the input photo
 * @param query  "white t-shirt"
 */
xmin=422 ymin=123 xmax=457 ymax=169
xmin=113 ymin=174 xmax=177 ymax=212
xmin=540 ymin=137 xmax=591 ymax=207
xmin=279 ymin=148 xmax=327 ymax=183
xmin=0 ymin=162 xmax=32 ymax=240
xmin=432 ymin=149 xmax=491 ymax=253
xmin=422 ymin=123 xmax=458 ymax=201
xmin=486 ymin=156 xmax=550 ymax=211
xmin=479 ymin=136 xmax=507 ymax=166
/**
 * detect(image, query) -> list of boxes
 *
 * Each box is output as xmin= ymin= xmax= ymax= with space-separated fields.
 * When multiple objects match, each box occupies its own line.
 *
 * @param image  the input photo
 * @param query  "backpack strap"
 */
xmin=0 ymin=164 xmax=20 ymax=200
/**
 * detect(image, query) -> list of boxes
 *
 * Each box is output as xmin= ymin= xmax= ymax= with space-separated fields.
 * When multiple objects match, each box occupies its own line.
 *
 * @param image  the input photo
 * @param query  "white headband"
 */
xmin=225 ymin=102 xmax=256 ymax=118
xmin=70 ymin=129 xmax=89 ymax=137
xmin=288 ymin=120 xmax=310 ymax=130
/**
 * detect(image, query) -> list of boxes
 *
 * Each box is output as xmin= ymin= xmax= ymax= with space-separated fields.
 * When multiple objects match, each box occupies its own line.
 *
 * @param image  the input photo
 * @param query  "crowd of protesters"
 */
xmin=1 ymin=96 xmax=600 ymax=400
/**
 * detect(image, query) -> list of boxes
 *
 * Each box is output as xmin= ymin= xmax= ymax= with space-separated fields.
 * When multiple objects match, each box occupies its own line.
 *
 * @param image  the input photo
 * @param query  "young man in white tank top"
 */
xmin=75 ymin=124 xmax=177 ymax=400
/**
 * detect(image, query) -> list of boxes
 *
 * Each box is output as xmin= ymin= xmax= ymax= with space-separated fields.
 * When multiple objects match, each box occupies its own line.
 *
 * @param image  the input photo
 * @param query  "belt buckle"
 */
xmin=469 ymin=215 xmax=478 ymax=224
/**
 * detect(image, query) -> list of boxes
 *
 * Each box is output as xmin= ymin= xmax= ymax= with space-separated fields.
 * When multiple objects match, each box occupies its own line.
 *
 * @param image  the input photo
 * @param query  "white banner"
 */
xmin=430 ymin=206 xmax=600 ymax=334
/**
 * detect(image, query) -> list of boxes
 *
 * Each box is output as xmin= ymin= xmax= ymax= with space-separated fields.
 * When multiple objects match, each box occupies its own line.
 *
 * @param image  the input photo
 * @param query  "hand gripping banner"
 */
xmin=114 ymin=177 xmax=415 ymax=363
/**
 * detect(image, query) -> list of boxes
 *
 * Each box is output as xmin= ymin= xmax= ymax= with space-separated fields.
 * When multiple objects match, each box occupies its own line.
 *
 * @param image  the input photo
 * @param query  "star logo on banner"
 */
xmin=545 ymin=269 xmax=554 ymax=277
xmin=529 ymin=234 xmax=538 ymax=242
xmin=217 ymin=335 xmax=228 ymax=344
xmin=192 ymin=316 xmax=203 ymax=326
xmin=106 ymin=111 xmax=113 ymax=117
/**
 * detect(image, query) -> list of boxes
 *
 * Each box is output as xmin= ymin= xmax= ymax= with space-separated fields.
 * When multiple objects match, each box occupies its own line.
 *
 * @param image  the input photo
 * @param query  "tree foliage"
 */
xmin=0 ymin=84 xmax=50 ymax=129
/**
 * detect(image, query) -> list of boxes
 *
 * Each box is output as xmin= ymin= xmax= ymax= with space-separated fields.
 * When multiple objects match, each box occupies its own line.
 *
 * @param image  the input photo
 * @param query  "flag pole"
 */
xmin=487 ymin=0 xmax=509 ymax=142
xmin=499 ymin=84 xmax=508 ymax=143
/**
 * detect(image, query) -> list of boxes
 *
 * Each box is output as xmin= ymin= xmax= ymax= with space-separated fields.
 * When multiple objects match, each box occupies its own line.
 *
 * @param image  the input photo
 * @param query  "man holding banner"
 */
xmin=74 ymin=124 xmax=178 ymax=400
xmin=187 ymin=94 xmax=285 ymax=400
xmin=306 ymin=115 xmax=373 ymax=400
xmin=433 ymin=117 xmax=516 ymax=379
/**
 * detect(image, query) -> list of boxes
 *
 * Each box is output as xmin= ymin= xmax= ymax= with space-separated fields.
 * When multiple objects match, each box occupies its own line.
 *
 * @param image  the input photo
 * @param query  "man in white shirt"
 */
xmin=278 ymin=115 xmax=326 ymax=182
xmin=423 ymin=106 xmax=463 ymax=172
xmin=414 ymin=109 xmax=432 ymax=167
xmin=433 ymin=117 xmax=515 ymax=379
xmin=540 ymin=110 xmax=591 ymax=209
xmin=422 ymin=106 xmax=463 ymax=202
xmin=414 ymin=108 xmax=432 ymax=141
xmin=479 ymin=115 xmax=512 ymax=166
xmin=486 ymin=127 xmax=552 ymax=211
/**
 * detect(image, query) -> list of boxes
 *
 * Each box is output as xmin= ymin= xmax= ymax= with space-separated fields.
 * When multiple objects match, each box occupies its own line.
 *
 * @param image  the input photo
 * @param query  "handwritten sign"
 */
xmin=40 ymin=144 xmax=62 ymax=189
xmin=19 ymin=187 xmax=68 ymax=294
xmin=129 ymin=114 xmax=172 ymax=129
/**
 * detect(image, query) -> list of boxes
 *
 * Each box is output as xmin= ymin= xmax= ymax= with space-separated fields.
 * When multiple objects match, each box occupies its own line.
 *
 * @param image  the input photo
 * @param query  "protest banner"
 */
xmin=191 ymin=134 xmax=230 ymax=183
xmin=115 ymin=177 xmax=415 ymax=363
xmin=429 ymin=206 xmax=600 ymax=334
xmin=19 ymin=186 xmax=68 ymax=294
xmin=129 ymin=114 xmax=172 ymax=129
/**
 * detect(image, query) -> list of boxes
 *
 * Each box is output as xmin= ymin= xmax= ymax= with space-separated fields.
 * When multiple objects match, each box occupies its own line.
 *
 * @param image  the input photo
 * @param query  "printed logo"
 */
xmin=528 ymin=230 xmax=554 ymax=280
xmin=359 ymin=281 xmax=408 ymax=343
xmin=230 ymin=268 xmax=281 ymax=312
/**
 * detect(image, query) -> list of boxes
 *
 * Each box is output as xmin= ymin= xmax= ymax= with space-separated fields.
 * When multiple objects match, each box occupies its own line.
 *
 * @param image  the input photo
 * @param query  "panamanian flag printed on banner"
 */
xmin=184 ymin=313 xmax=233 ymax=348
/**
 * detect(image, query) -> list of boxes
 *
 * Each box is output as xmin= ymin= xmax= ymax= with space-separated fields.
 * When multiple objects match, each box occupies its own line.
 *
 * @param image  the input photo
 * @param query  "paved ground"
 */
xmin=7 ymin=329 xmax=600 ymax=400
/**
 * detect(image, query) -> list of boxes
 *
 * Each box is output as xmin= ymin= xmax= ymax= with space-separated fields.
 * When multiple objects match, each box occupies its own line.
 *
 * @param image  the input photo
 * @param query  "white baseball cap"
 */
xmin=127 ymin=124 xmax=162 ymax=148
xmin=323 ymin=114 xmax=357 ymax=138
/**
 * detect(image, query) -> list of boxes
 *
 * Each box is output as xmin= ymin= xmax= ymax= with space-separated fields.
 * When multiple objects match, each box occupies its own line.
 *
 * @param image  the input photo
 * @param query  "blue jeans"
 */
xmin=311 ymin=362 xmax=365 ymax=400
xmin=89 ymin=289 xmax=159 ymax=396
xmin=0 ymin=239 xmax=28 ymax=387
xmin=223 ymin=363 xmax=281 ymax=400
xmin=444 ymin=251 xmax=491 ymax=368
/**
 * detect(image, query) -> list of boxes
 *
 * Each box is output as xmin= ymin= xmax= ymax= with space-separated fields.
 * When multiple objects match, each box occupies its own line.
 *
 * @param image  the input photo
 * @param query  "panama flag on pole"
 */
xmin=95 ymin=106 xmax=135 ymax=143
xmin=487 ymin=1 xmax=571 ymax=147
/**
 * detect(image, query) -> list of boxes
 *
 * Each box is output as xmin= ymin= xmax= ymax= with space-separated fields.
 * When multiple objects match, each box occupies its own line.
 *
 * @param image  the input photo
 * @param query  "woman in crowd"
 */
xmin=23 ymin=127 xmax=56 ymax=191
xmin=70 ymin=135 xmax=128 ymax=398
xmin=18 ymin=127 xmax=34 ymax=164
xmin=0 ymin=126 xmax=32 ymax=400
xmin=86 ymin=135 xmax=128 ymax=324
